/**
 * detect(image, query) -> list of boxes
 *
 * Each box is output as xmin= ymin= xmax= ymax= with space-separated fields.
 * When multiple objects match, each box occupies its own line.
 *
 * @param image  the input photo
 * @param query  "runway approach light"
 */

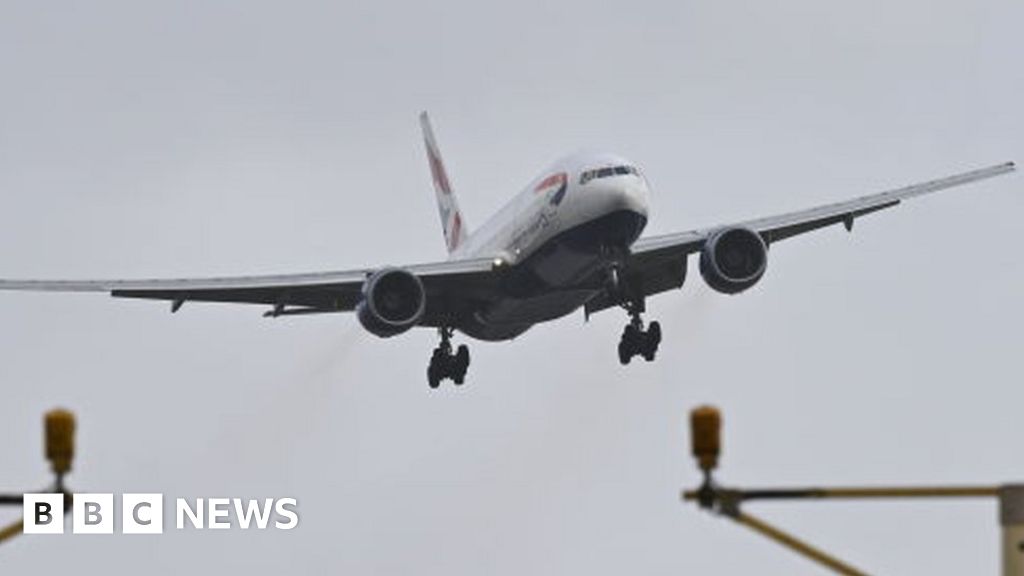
xmin=0 ymin=408 xmax=78 ymax=545
xmin=45 ymin=409 xmax=75 ymax=478
xmin=681 ymin=404 xmax=1024 ymax=576
xmin=690 ymin=405 xmax=720 ymax=474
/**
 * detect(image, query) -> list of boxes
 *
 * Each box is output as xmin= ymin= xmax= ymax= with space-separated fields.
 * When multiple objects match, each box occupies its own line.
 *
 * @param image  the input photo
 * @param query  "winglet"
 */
xmin=420 ymin=112 xmax=468 ymax=254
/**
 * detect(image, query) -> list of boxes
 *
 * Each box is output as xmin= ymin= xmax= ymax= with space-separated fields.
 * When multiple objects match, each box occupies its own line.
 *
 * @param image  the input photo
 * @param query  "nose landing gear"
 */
xmin=427 ymin=327 xmax=470 ymax=389
xmin=617 ymin=300 xmax=661 ymax=365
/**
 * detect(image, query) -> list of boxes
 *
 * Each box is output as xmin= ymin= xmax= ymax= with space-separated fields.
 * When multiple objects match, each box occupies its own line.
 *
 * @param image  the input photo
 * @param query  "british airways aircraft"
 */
xmin=0 ymin=113 xmax=1014 ymax=388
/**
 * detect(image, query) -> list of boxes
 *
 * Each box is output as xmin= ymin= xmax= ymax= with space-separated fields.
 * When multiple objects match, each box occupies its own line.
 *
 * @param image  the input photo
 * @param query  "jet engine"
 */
xmin=357 ymin=268 xmax=427 ymax=337
xmin=699 ymin=227 xmax=768 ymax=294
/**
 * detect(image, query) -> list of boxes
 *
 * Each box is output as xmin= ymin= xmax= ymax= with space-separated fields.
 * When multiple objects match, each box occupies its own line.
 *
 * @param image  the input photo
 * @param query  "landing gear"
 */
xmin=427 ymin=327 xmax=470 ymax=388
xmin=617 ymin=300 xmax=661 ymax=365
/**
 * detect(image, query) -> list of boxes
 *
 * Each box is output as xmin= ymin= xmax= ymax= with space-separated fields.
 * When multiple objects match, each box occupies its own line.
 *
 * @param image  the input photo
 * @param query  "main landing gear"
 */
xmin=427 ymin=327 xmax=470 ymax=389
xmin=617 ymin=300 xmax=661 ymax=365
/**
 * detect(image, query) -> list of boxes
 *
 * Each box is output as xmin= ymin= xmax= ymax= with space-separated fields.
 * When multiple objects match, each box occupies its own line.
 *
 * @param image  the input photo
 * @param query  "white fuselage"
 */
xmin=452 ymin=152 xmax=651 ymax=341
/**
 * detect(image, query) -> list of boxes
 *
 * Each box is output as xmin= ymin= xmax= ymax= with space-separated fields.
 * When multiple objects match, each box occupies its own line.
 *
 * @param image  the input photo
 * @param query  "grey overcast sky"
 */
xmin=0 ymin=1 xmax=1021 ymax=574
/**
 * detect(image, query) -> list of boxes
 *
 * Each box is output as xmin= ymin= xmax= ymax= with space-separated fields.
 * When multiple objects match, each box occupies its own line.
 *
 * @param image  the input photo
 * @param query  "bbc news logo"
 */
xmin=23 ymin=494 xmax=299 ymax=534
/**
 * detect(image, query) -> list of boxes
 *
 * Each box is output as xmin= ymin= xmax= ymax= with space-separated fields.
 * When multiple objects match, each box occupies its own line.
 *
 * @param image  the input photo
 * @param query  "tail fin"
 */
xmin=420 ymin=112 xmax=468 ymax=254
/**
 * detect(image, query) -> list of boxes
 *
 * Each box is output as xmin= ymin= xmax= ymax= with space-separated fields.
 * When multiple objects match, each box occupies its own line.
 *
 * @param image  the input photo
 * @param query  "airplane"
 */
xmin=0 ymin=113 xmax=1014 ymax=388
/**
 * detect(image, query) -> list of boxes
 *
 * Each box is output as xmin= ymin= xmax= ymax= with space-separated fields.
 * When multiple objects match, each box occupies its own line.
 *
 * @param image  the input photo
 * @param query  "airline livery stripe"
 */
xmin=428 ymin=146 xmax=452 ymax=195
xmin=534 ymin=172 xmax=566 ymax=192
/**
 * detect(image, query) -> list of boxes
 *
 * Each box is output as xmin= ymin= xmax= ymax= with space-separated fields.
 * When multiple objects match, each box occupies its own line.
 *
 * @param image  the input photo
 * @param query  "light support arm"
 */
xmin=732 ymin=509 xmax=868 ymax=576
xmin=682 ymin=405 xmax=1024 ymax=575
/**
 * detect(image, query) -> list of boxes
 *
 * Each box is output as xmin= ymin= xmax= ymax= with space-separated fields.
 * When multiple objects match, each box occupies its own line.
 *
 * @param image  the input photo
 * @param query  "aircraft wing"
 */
xmin=585 ymin=162 xmax=1015 ymax=315
xmin=0 ymin=256 xmax=500 ymax=322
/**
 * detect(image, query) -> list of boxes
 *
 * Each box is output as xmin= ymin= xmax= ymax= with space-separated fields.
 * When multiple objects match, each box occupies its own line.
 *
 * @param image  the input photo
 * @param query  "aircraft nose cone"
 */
xmin=577 ymin=179 xmax=650 ymax=246
xmin=612 ymin=180 xmax=650 ymax=219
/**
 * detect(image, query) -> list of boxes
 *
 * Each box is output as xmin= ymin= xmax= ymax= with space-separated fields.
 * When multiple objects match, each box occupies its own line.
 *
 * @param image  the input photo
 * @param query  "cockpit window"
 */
xmin=579 ymin=165 xmax=639 ymax=185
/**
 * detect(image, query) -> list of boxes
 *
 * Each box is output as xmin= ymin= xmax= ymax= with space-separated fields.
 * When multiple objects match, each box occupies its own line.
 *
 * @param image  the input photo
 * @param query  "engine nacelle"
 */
xmin=699 ymin=227 xmax=768 ymax=294
xmin=356 ymin=268 xmax=426 ymax=337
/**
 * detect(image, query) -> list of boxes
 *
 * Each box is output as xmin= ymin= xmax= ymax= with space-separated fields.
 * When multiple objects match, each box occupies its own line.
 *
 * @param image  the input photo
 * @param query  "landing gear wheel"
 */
xmin=452 ymin=345 xmax=470 ymax=385
xmin=619 ymin=323 xmax=639 ymax=365
xmin=648 ymin=321 xmax=661 ymax=344
xmin=427 ymin=348 xmax=444 ymax=388
xmin=426 ymin=327 xmax=471 ymax=388
xmin=642 ymin=321 xmax=661 ymax=362
xmin=616 ymin=299 xmax=661 ymax=366
xmin=618 ymin=339 xmax=633 ymax=365
xmin=641 ymin=343 xmax=656 ymax=361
